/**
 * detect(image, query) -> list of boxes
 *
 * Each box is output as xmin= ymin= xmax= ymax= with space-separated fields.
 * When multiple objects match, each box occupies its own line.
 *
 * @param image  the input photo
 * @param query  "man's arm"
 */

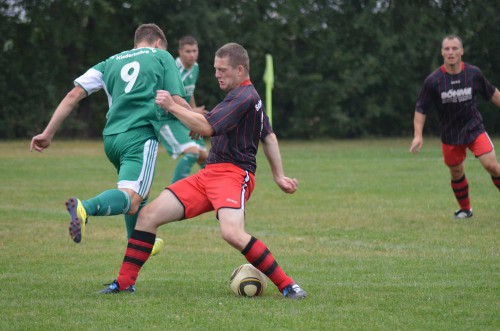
xmin=490 ymin=88 xmax=500 ymax=107
xmin=189 ymin=95 xmax=208 ymax=115
xmin=156 ymin=90 xmax=214 ymax=137
xmin=172 ymin=94 xmax=192 ymax=111
xmin=262 ymin=133 xmax=298 ymax=194
xmin=30 ymin=85 xmax=87 ymax=152
xmin=409 ymin=111 xmax=426 ymax=154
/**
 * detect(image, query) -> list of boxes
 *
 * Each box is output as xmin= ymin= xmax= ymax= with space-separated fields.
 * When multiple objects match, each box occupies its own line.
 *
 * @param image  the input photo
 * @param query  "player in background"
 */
xmin=410 ymin=34 xmax=500 ymax=219
xmin=158 ymin=35 xmax=208 ymax=183
xmin=100 ymin=43 xmax=307 ymax=299
xmin=30 ymin=24 xmax=189 ymax=255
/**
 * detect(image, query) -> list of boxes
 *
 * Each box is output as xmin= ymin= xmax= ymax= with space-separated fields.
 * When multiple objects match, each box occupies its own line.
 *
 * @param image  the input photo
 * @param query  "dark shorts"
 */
xmin=442 ymin=132 xmax=494 ymax=166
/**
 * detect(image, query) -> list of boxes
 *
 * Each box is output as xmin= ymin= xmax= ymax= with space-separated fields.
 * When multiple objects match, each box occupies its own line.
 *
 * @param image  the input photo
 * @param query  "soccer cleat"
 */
xmin=66 ymin=197 xmax=88 ymax=243
xmin=453 ymin=209 xmax=473 ymax=220
xmin=99 ymin=280 xmax=136 ymax=294
xmin=282 ymin=283 xmax=307 ymax=299
xmin=150 ymin=237 xmax=164 ymax=257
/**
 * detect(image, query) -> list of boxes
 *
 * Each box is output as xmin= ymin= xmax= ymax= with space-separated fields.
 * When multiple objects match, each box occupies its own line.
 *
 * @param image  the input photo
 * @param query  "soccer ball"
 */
xmin=230 ymin=264 xmax=267 ymax=297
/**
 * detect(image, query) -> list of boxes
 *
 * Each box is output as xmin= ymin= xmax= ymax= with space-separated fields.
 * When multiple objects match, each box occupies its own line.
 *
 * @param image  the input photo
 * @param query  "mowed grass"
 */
xmin=0 ymin=139 xmax=498 ymax=330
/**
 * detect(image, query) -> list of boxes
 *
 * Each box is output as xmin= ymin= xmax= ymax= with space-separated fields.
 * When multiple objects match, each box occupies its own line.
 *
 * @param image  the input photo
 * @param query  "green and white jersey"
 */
xmin=75 ymin=47 xmax=185 ymax=136
xmin=175 ymin=57 xmax=199 ymax=103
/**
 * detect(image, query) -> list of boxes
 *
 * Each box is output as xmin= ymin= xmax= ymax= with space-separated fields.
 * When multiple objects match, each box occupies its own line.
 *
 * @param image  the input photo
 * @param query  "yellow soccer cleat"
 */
xmin=66 ymin=197 xmax=88 ymax=243
xmin=151 ymin=237 xmax=164 ymax=256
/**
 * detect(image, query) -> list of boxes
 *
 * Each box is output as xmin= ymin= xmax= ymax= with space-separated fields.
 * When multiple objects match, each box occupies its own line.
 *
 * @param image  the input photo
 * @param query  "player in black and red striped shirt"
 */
xmin=100 ymin=43 xmax=307 ymax=299
xmin=410 ymin=35 xmax=500 ymax=219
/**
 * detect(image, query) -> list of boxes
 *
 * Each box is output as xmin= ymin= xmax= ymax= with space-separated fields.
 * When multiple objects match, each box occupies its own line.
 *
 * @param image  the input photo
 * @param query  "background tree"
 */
xmin=1 ymin=0 xmax=499 ymax=139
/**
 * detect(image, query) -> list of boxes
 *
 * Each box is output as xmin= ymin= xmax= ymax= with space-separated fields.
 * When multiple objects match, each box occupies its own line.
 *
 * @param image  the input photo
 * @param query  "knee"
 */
xmin=220 ymin=228 xmax=235 ymax=245
xmin=198 ymin=150 xmax=208 ymax=163
xmin=136 ymin=204 xmax=151 ymax=224
xmin=220 ymin=228 xmax=250 ymax=251
xmin=184 ymin=146 xmax=200 ymax=156
xmin=483 ymin=162 xmax=500 ymax=176
xmin=135 ymin=204 xmax=160 ymax=232
xmin=220 ymin=228 xmax=240 ymax=246
xmin=128 ymin=204 xmax=139 ymax=215
xmin=448 ymin=166 xmax=464 ymax=180
xmin=127 ymin=195 xmax=144 ymax=215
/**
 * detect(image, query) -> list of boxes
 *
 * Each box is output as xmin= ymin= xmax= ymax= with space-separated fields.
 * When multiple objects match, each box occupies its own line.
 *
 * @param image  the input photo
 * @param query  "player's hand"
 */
xmin=189 ymin=130 xmax=202 ymax=140
xmin=192 ymin=105 xmax=208 ymax=115
xmin=276 ymin=176 xmax=298 ymax=194
xmin=409 ymin=136 xmax=423 ymax=154
xmin=30 ymin=133 xmax=51 ymax=152
xmin=155 ymin=90 xmax=175 ymax=110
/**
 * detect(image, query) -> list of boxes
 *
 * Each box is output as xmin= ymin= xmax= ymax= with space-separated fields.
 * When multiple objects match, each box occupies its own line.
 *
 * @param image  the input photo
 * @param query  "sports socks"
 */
xmin=451 ymin=175 xmax=470 ymax=210
xmin=241 ymin=236 xmax=294 ymax=292
xmin=124 ymin=197 xmax=148 ymax=239
xmin=492 ymin=176 xmax=500 ymax=191
xmin=172 ymin=152 xmax=199 ymax=183
xmin=82 ymin=189 xmax=131 ymax=216
xmin=117 ymin=230 xmax=156 ymax=290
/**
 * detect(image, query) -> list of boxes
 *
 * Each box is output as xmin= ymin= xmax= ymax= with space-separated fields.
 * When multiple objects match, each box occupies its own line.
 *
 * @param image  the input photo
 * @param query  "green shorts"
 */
xmin=157 ymin=117 xmax=207 ymax=159
xmin=103 ymin=126 xmax=158 ymax=198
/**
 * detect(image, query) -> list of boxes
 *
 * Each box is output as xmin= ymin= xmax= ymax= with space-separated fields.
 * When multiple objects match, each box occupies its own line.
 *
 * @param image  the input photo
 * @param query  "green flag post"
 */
xmin=263 ymin=54 xmax=274 ymax=126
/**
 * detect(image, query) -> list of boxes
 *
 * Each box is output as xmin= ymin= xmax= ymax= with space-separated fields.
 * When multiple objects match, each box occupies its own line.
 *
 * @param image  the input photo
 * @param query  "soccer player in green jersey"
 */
xmin=30 ymin=24 xmax=189 ymax=255
xmin=158 ymin=36 xmax=208 ymax=183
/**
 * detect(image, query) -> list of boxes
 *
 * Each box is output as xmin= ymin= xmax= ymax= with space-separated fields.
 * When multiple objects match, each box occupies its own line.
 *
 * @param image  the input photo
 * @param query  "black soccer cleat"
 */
xmin=453 ymin=209 xmax=473 ymax=220
xmin=98 ymin=280 xmax=136 ymax=294
xmin=282 ymin=283 xmax=307 ymax=299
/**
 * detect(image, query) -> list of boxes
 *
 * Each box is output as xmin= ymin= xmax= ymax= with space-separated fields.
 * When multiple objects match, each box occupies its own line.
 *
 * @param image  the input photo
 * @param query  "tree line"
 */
xmin=1 ymin=0 xmax=499 ymax=139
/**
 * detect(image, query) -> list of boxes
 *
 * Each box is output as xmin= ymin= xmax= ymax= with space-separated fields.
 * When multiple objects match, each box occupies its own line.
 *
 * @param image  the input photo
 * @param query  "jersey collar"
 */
xmin=440 ymin=61 xmax=465 ymax=74
xmin=240 ymin=79 xmax=252 ymax=86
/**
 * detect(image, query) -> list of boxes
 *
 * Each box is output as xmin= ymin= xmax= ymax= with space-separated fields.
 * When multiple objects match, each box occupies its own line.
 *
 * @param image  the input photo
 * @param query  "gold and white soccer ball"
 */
xmin=230 ymin=264 xmax=267 ymax=297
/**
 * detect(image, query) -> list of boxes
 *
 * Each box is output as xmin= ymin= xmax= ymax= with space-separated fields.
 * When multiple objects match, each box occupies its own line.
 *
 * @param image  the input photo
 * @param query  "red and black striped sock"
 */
xmin=492 ymin=176 xmax=500 ymax=191
xmin=451 ymin=175 xmax=470 ymax=210
xmin=117 ymin=230 xmax=156 ymax=290
xmin=241 ymin=236 xmax=293 ymax=292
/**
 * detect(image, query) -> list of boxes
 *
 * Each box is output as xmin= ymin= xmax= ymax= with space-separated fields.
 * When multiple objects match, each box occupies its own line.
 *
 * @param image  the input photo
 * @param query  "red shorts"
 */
xmin=167 ymin=163 xmax=255 ymax=219
xmin=442 ymin=132 xmax=494 ymax=166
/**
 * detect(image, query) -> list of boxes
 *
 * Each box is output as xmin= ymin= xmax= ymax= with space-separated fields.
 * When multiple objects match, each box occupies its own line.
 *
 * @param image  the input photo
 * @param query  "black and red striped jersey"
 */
xmin=415 ymin=62 xmax=496 ymax=145
xmin=205 ymin=79 xmax=272 ymax=174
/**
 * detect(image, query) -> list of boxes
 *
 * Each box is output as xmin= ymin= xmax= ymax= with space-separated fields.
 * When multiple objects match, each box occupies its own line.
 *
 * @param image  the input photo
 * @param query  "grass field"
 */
xmin=0 ymin=139 xmax=498 ymax=330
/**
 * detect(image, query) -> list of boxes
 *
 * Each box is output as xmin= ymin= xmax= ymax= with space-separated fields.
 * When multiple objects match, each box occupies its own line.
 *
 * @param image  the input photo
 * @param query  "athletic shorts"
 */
xmin=103 ymin=126 xmax=158 ymax=198
xmin=442 ymin=132 xmax=494 ymax=166
xmin=157 ymin=117 xmax=206 ymax=159
xmin=167 ymin=162 xmax=255 ymax=219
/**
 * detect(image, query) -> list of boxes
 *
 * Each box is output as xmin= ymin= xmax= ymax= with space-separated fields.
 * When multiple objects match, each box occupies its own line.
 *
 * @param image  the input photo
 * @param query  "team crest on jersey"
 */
xmin=441 ymin=88 xmax=472 ymax=104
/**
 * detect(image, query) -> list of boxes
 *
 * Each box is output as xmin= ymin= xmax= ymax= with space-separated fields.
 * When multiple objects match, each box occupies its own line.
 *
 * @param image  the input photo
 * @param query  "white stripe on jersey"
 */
xmin=74 ymin=68 xmax=113 ymax=107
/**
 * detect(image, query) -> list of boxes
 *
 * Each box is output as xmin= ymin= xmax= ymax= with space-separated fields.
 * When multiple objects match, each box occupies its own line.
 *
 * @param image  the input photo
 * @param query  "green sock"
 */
xmin=172 ymin=153 xmax=198 ymax=183
xmin=82 ymin=189 xmax=131 ymax=216
xmin=124 ymin=198 xmax=147 ymax=239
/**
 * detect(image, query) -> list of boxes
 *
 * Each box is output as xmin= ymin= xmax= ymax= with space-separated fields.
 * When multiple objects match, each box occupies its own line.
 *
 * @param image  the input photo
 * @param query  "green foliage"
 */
xmin=1 ymin=139 xmax=499 ymax=330
xmin=0 ymin=0 xmax=499 ymax=139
